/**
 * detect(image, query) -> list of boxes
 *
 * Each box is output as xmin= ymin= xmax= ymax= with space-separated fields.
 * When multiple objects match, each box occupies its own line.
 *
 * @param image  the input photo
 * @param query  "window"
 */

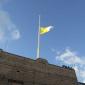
xmin=8 ymin=79 xmax=23 ymax=85
xmin=11 ymin=82 xmax=22 ymax=85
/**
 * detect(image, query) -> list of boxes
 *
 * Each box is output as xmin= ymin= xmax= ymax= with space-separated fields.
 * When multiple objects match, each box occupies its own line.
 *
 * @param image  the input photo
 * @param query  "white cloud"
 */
xmin=0 ymin=31 xmax=4 ymax=40
xmin=56 ymin=49 xmax=83 ymax=65
xmin=77 ymin=69 xmax=85 ymax=83
xmin=0 ymin=10 xmax=21 ymax=42
xmin=73 ymin=66 xmax=79 ymax=73
xmin=83 ymin=80 xmax=85 ymax=83
xmin=11 ymin=29 xmax=20 ymax=40
xmin=80 ymin=70 xmax=85 ymax=78
xmin=55 ymin=48 xmax=85 ymax=83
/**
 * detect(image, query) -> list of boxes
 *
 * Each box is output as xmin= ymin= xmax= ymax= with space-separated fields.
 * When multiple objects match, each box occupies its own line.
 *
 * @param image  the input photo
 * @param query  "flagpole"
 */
xmin=36 ymin=15 xmax=40 ymax=59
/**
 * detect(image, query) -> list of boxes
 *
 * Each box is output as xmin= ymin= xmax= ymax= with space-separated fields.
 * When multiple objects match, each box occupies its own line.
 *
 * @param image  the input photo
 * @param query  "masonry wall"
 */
xmin=0 ymin=50 xmax=78 ymax=85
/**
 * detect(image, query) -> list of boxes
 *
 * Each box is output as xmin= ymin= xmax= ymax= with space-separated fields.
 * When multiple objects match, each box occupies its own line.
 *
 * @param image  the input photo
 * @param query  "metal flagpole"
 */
xmin=36 ymin=15 xmax=40 ymax=59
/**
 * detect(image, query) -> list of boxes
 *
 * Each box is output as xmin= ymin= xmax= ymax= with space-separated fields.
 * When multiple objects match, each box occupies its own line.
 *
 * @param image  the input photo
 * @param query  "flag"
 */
xmin=40 ymin=26 xmax=53 ymax=35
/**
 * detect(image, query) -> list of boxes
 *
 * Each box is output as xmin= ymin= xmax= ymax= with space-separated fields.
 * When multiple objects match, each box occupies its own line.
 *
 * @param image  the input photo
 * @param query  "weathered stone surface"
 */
xmin=0 ymin=50 xmax=78 ymax=85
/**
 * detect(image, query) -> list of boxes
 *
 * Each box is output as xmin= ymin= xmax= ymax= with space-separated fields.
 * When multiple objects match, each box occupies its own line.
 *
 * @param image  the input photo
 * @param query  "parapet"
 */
xmin=0 ymin=49 xmax=77 ymax=80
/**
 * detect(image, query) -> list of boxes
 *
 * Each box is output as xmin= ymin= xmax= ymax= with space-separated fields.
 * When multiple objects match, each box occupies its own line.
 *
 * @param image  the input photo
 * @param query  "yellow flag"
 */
xmin=40 ymin=26 xmax=53 ymax=35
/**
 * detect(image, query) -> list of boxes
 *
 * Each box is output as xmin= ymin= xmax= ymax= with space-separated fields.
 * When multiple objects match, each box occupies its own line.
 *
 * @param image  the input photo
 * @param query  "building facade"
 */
xmin=0 ymin=49 xmax=81 ymax=85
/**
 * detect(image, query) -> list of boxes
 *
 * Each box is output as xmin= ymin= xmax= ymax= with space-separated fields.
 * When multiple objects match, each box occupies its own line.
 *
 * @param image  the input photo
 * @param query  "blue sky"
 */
xmin=0 ymin=0 xmax=85 ymax=83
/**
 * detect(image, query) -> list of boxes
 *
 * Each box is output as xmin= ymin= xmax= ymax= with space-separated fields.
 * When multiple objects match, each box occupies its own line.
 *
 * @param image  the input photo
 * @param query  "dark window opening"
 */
xmin=8 ymin=79 xmax=23 ymax=85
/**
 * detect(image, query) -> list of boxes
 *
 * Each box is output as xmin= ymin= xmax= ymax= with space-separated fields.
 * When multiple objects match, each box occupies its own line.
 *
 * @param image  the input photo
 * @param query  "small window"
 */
xmin=8 ymin=79 xmax=23 ymax=85
xmin=11 ymin=82 xmax=22 ymax=85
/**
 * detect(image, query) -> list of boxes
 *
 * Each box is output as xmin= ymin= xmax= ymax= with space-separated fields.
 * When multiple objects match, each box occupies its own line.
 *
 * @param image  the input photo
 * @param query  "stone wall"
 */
xmin=0 ymin=50 xmax=78 ymax=85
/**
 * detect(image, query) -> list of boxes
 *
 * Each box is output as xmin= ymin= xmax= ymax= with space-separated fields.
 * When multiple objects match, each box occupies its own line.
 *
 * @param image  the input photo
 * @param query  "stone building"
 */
xmin=0 ymin=49 xmax=82 ymax=85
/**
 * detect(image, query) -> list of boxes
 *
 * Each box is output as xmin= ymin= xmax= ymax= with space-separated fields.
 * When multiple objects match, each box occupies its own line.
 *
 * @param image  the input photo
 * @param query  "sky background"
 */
xmin=0 ymin=0 xmax=85 ymax=83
